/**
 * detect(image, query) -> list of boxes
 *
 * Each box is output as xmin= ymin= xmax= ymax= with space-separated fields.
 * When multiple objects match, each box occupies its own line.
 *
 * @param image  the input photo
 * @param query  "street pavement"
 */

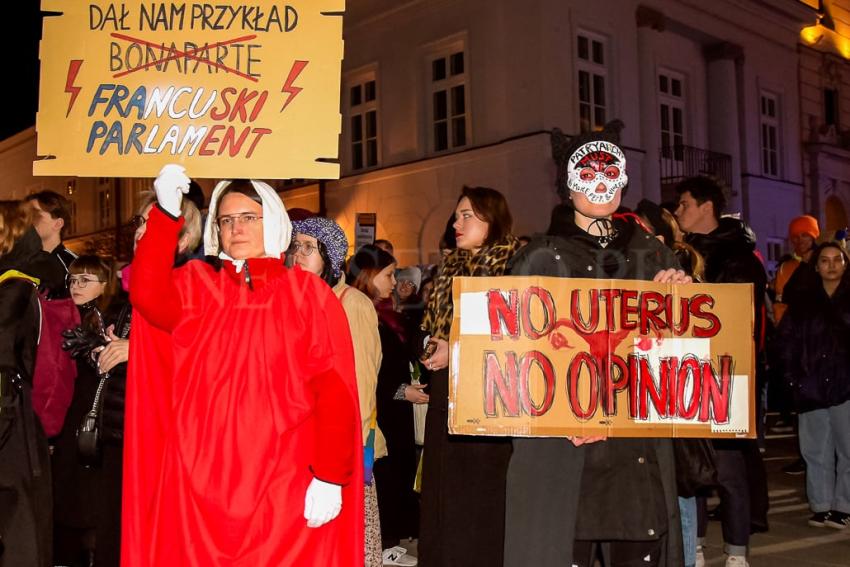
xmin=700 ymin=413 xmax=850 ymax=566
xmin=396 ymin=413 xmax=850 ymax=566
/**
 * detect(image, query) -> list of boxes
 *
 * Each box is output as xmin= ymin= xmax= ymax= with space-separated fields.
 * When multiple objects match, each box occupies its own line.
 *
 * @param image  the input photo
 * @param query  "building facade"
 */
xmin=799 ymin=0 xmax=850 ymax=248
xmin=0 ymin=1 xmax=829 ymax=271
xmin=327 ymin=0 xmax=815 ymax=268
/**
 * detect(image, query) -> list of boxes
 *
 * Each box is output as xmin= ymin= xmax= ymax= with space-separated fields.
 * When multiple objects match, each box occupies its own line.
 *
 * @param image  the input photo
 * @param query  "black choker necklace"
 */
xmin=587 ymin=218 xmax=617 ymax=247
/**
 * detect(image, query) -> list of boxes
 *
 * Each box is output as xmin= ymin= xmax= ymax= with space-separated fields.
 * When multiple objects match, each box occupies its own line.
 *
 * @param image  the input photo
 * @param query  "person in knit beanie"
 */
xmin=291 ymin=218 xmax=392 ymax=567
xmin=291 ymin=217 xmax=349 ymax=285
xmin=775 ymin=214 xmax=821 ymax=323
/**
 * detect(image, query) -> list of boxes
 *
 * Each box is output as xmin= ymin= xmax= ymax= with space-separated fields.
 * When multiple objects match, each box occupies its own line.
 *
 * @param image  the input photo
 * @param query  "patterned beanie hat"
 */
xmin=292 ymin=217 xmax=349 ymax=279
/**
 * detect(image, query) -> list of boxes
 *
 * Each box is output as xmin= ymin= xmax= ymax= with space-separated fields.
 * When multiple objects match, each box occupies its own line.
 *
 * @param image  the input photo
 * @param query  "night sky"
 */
xmin=4 ymin=3 xmax=43 ymax=140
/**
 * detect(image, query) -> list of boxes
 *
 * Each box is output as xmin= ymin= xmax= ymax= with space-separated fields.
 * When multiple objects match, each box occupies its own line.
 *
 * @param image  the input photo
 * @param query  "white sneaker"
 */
xmin=382 ymin=546 xmax=417 ymax=566
xmin=695 ymin=547 xmax=705 ymax=567
xmin=725 ymin=555 xmax=749 ymax=567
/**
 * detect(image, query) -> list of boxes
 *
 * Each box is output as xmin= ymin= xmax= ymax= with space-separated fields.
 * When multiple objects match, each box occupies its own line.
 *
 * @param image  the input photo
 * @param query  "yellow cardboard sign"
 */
xmin=35 ymin=1 xmax=344 ymax=179
xmin=449 ymin=276 xmax=756 ymax=439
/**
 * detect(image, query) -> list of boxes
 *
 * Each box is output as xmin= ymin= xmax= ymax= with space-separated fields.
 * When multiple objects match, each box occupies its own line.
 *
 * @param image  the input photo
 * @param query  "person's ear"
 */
xmin=55 ymin=217 xmax=65 ymax=233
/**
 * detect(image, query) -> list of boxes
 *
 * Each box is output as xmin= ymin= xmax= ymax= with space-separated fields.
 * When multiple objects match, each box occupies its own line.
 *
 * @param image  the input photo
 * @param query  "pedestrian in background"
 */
xmin=777 ymin=241 xmax=850 ymax=530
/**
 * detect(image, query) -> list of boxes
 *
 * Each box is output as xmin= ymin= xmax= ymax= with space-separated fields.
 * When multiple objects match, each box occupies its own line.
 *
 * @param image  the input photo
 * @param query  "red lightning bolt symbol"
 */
xmin=64 ymin=60 xmax=84 ymax=117
xmin=280 ymin=60 xmax=308 ymax=112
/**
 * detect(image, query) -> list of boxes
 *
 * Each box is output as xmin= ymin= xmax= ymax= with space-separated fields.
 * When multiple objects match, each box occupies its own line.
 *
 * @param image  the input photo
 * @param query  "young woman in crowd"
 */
xmin=418 ymin=186 xmax=519 ymax=567
xmin=52 ymin=254 xmax=114 ymax=567
xmin=778 ymin=242 xmax=850 ymax=530
xmin=289 ymin=217 xmax=390 ymax=567
xmin=0 ymin=200 xmax=52 ymax=567
xmin=349 ymin=245 xmax=424 ymax=566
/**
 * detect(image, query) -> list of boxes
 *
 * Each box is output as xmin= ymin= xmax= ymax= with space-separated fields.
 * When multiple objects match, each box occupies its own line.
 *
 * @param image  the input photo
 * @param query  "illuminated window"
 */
xmin=576 ymin=31 xmax=608 ymax=133
xmin=429 ymin=46 xmax=469 ymax=152
xmin=760 ymin=92 xmax=780 ymax=177
xmin=658 ymin=71 xmax=686 ymax=162
xmin=344 ymin=71 xmax=380 ymax=172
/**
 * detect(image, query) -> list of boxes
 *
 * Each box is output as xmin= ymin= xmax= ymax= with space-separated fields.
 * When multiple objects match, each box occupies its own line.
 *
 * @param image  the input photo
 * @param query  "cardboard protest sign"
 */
xmin=449 ymin=276 xmax=755 ymax=439
xmin=35 ymin=1 xmax=344 ymax=179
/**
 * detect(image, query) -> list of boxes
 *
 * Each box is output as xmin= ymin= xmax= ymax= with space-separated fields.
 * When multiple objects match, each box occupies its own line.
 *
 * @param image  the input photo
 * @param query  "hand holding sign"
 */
xmin=154 ymin=164 xmax=191 ymax=217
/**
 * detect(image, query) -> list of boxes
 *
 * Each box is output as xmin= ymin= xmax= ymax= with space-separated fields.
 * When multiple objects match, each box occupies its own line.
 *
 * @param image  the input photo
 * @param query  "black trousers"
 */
xmin=697 ymin=444 xmax=758 ymax=546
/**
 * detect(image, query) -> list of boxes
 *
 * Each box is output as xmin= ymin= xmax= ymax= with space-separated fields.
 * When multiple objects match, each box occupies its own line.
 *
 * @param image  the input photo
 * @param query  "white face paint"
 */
xmin=566 ymin=141 xmax=628 ymax=205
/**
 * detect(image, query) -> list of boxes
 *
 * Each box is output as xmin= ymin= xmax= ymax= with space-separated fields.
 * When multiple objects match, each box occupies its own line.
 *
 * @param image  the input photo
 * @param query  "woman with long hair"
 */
xmin=348 ymin=244 xmax=424 ymax=566
xmin=290 ymin=217 xmax=390 ymax=567
xmin=0 ymin=200 xmax=52 ymax=567
xmin=418 ymin=186 xmax=519 ymax=567
xmin=778 ymin=242 xmax=850 ymax=529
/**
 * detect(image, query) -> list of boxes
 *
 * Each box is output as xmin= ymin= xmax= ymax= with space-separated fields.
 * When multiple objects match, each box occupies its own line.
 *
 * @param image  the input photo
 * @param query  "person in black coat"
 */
xmin=674 ymin=176 xmax=768 ymax=565
xmin=52 ymin=255 xmax=114 ymax=567
xmin=777 ymin=242 xmax=850 ymax=529
xmin=0 ymin=200 xmax=52 ymax=567
xmin=504 ymin=123 xmax=688 ymax=567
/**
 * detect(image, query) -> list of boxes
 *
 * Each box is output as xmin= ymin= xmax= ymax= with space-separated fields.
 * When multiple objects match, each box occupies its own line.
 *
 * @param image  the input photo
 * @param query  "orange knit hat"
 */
xmin=788 ymin=215 xmax=820 ymax=239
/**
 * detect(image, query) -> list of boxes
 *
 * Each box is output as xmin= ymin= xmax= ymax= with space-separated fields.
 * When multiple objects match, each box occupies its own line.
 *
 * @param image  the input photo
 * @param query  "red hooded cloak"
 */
xmin=123 ymin=206 xmax=363 ymax=566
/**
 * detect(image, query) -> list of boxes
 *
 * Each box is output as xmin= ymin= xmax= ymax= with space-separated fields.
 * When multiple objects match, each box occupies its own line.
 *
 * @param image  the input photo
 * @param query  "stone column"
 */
xmin=636 ymin=6 xmax=665 ymax=204
xmin=705 ymin=42 xmax=744 ymax=214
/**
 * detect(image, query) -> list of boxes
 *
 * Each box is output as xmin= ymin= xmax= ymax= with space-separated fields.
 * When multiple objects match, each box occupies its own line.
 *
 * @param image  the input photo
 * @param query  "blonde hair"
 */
xmin=138 ymin=191 xmax=202 ymax=253
xmin=0 ymin=200 xmax=35 ymax=256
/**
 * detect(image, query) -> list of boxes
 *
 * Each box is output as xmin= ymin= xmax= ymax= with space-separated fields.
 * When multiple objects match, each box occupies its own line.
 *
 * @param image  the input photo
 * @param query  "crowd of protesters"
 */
xmin=1 ymin=122 xmax=849 ymax=567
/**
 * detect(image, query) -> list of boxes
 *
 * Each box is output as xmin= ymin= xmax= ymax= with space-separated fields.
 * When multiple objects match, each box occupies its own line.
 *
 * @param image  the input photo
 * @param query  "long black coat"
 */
xmin=0 ymin=228 xmax=53 ymax=567
xmin=777 ymin=277 xmax=850 ymax=411
xmin=373 ymin=322 xmax=419 ymax=542
xmin=503 ymin=210 xmax=684 ymax=567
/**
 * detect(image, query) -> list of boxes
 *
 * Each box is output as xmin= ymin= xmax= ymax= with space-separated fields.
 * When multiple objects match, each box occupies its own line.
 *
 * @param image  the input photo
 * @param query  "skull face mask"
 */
xmin=566 ymin=141 xmax=628 ymax=205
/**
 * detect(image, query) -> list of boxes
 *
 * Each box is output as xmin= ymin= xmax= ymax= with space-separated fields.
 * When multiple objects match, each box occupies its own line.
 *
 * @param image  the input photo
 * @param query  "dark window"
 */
xmin=450 ymin=52 xmax=464 ymax=76
xmin=432 ymin=58 xmax=446 ymax=81
xmin=825 ymin=88 xmax=839 ymax=127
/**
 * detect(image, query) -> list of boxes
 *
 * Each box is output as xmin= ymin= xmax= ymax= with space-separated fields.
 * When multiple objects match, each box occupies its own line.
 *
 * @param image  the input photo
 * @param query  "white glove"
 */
xmin=153 ymin=164 xmax=191 ymax=217
xmin=303 ymin=477 xmax=342 ymax=528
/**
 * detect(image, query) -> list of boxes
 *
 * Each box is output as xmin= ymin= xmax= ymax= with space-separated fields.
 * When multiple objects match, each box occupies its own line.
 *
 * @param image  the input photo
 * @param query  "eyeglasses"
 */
xmin=68 ymin=276 xmax=105 ymax=288
xmin=130 ymin=215 xmax=148 ymax=229
xmin=216 ymin=213 xmax=263 ymax=231
xmin=289 ymin=241 xmax=318 ymax=256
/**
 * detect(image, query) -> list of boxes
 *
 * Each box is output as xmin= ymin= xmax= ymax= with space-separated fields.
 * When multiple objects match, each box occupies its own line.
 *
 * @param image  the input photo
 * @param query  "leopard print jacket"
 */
xmin=421 ymin=236 xmax=520 ymax=341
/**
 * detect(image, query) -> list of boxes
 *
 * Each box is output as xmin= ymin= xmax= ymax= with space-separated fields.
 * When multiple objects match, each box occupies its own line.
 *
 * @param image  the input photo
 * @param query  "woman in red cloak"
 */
xmin=123 ymin=165 xmax=363 ymax=566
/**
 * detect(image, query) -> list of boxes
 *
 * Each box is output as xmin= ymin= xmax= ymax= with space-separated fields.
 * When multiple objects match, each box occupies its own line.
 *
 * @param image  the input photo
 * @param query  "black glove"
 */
xmin=61 ymin=326 xmax=108 ymax=361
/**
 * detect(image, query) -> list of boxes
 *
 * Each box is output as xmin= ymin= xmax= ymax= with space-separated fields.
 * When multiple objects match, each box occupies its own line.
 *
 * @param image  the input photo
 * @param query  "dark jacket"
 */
xmin=100 ymin=298 xmax=131 ymax=445
xmin=373 ymin=320 xmax=418 ymax=541
xmin=0 ymin=228 xmax=53 ymax=567
xmin=504 ymin=209 xmax=683 ymax=567
xmin=777 ymin=277 xmax=850 ymax=412
xmin=686 ymin=218 xmax=768 ymax=350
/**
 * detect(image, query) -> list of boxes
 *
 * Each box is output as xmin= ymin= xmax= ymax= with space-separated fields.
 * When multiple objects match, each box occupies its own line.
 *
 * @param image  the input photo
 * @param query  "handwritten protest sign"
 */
xmin=35 ymin=1 xmax=344 ymax=179
xmin=449 ymin=277 xmax=755 ymax=439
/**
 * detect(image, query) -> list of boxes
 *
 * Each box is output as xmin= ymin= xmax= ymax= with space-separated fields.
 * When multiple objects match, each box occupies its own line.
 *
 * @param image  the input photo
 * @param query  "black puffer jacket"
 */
xmin=777 ymin=277 xmax=850 ymax=412
xmin=686 ymin=218 xmax=765 ymax=284
xmin=686 ymin=217 xmax=767 ymax=348
xmin=510 ymin=206 xmax=680 ymax=279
